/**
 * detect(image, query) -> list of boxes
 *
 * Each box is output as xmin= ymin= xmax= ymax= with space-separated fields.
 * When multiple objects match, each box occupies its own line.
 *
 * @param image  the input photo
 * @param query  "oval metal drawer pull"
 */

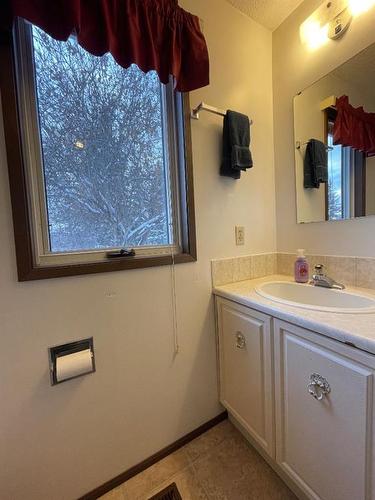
xmin=236 ymin=331 xmax=246 ymax=349
xmin=308 ymin=373 xmax=331 ymax=401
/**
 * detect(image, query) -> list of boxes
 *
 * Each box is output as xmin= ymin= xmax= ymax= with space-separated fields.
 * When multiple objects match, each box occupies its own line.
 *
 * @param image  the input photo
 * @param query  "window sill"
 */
xmin=17 ymin=251 xmax=197 ymax=281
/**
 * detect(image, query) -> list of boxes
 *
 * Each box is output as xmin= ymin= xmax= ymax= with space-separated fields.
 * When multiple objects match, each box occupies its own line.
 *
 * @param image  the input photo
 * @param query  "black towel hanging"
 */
xmin=220 ymin=110 xmax=253 ymax=179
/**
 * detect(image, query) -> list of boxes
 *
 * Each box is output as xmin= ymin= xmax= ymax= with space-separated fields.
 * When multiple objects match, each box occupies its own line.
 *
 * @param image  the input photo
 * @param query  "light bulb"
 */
xmin=348 ymin=0 xmax=375 ymax=16
xmin=300 ymin=19 xmax=329 ymax=50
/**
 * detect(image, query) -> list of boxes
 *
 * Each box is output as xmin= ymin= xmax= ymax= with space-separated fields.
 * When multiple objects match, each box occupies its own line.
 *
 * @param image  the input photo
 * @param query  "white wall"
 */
xmin=273 ymin=0 xmax=375 ymax=257
xmin=0 ymin=2 xmax=275 ymax=499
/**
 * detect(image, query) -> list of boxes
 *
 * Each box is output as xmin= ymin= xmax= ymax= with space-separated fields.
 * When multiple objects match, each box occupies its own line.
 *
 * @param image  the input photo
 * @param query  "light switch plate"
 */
xmin=235 ymin=226 xmax=245 ymax=246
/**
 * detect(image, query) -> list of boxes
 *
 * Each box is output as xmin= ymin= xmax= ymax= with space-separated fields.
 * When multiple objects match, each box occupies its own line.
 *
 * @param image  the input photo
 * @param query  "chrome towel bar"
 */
xmin=191 ymin=101 xmax=253 ymax=124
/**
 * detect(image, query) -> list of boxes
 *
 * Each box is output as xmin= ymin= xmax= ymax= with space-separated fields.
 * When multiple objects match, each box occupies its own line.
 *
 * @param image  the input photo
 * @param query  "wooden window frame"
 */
xmin=354 ymin=150 xmax=366 ymax=218
xmin=324 ymin=107 xmax=336 ymax=221
xmin=324 ymin=108 xmax=366 ymax=220
xmin=0 ymin=26 xmax=197 ymax=281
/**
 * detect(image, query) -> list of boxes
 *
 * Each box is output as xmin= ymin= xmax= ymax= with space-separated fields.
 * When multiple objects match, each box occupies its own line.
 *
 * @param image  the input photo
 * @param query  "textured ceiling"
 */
xmin=225 ymin=0 xmax=305 ymax=31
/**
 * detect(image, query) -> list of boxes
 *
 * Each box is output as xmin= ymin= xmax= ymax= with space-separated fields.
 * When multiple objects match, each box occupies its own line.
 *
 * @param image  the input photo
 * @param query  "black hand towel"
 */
xmin=220 ymin=110 xmax=253 ymax=179
xmin=304 ymin=139 xmax=328 ymax=189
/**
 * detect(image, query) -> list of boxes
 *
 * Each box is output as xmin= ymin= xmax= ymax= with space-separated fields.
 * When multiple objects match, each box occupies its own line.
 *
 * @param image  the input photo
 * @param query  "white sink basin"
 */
xmin=255 ymin=281 xmax=375 ymax=313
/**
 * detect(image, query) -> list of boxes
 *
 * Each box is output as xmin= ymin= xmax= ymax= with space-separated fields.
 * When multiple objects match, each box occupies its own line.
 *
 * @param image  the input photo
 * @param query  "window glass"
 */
xmin=327 ymin=124 xmax=343 ymax=220
xmin=32 ymin=26 xmax=171 ymax=253
xmin=327 ymin=120 xmax=355 ymax=221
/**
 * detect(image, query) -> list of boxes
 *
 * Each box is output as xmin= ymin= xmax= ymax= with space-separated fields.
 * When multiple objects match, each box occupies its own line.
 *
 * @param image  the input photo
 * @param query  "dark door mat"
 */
xmin=148 ymin=482 xmax=182 ymax=500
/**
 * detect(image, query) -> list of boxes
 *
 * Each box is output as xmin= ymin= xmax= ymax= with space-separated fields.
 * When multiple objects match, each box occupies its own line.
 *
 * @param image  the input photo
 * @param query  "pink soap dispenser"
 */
xmin=294 ymin=249 xmax=309 ymax=283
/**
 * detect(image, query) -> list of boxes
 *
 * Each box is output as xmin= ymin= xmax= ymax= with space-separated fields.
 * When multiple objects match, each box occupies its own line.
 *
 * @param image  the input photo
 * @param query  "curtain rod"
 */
xmin=191 ymin=101 xmax=253 ymax=124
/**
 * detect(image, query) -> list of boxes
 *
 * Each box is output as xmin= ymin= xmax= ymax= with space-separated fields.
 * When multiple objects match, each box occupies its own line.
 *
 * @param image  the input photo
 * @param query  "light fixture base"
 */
xmin=328 ymin=7 xmax=352 ymax=39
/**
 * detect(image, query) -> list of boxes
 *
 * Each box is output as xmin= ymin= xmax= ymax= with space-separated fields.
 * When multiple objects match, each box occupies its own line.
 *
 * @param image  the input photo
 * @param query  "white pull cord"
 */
xmin=169 ymin=224 xmax=179 ymax=356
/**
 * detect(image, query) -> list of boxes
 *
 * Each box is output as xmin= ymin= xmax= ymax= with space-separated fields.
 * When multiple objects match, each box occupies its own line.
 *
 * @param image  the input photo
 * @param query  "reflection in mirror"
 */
xmin=294 ymin=42 xmax=375 ymax=223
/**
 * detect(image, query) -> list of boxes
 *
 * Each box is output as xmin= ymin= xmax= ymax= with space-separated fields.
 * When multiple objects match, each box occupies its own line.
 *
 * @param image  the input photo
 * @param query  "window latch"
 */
xmin=106 ymin=248 xmax=136 ymax=259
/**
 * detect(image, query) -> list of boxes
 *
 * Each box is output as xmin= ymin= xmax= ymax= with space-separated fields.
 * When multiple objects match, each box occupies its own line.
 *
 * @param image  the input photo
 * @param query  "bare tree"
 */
xmin=33 ymin=26 xmax=170 ymax=252
xmin=328 ymin=188 xmax=343 ymax=220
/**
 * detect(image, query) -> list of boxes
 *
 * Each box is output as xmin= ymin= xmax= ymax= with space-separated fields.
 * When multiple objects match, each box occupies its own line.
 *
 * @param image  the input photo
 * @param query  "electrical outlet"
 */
xmin=235 ymin=226 xmax=245 ymax=246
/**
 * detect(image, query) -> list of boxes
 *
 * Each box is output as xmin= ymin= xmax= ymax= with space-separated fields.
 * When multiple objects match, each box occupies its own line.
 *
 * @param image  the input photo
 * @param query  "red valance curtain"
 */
xmin=333 ymin=95 xmax=375 ymax=156
xmin=1 ymin=0 xmax=209 ymax=92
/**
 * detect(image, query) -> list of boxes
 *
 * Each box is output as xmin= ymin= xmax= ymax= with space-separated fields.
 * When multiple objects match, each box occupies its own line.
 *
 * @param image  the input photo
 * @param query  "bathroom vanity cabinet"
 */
xmin=217 ymin=299 xmax=274 ymax=457
xmin=216 ymin=296 xmax=375 ymax=500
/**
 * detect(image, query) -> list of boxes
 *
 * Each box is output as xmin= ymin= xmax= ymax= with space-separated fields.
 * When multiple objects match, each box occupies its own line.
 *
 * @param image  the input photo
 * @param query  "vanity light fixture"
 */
xmin=327 ymin=6 xmax=352 ymax=39
xmin=300 ymin=0 xmax=351 ymax=49
xmin=300 ymin=0 xmax=375 ymax=50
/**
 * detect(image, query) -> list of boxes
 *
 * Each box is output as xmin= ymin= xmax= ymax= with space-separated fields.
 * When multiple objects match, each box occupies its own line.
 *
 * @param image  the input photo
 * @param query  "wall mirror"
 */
xmin=294 ymin=43 xmax=375 ymax=224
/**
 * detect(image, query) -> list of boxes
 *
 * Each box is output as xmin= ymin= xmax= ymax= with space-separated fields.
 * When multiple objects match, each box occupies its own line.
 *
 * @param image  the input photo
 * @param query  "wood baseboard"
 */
xmin=78 ymin=411 xmax=228 ymax=500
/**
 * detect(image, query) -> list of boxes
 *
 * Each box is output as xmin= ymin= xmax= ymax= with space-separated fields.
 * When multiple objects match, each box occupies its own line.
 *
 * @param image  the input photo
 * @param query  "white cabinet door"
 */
xmin=216 ymin=297 xmax=274 ymax=457
xmin=274 ymin=319 xmax=375 ymax=500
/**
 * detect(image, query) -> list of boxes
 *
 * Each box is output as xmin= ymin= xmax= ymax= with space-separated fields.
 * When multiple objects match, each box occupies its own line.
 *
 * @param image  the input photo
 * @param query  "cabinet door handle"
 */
xmin=308 ymin=373 xmax=331 ymax=401
xmin=235 ymin=331 xmax=246 ymax=349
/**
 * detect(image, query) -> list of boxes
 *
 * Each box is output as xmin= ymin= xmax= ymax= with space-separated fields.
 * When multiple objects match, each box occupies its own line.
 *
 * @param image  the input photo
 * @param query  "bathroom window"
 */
xmin=0 ymin=20 xmax=196 ymax=280
xmin=325 ymin=110 xmax=366 ymax=221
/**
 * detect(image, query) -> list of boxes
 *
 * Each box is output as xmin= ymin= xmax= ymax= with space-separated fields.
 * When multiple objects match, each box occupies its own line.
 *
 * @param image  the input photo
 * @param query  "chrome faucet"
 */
xmin=311 ymin=264 xmax=345 ymax=290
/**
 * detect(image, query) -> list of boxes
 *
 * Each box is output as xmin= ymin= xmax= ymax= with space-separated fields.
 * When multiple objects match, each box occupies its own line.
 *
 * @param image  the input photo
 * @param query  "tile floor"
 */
xmin=99 ymin=419 xmax=297 ymax=500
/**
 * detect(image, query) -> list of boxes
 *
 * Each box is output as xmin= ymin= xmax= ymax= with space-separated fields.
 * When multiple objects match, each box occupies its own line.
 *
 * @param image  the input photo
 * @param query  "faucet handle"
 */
xmin=314 ymin=264 xmax=324 ymax=275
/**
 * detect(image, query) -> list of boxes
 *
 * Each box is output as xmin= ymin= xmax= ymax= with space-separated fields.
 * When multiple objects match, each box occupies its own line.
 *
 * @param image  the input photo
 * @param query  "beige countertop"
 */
xmin=213 ymin=275 xmax=375 ymax=355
